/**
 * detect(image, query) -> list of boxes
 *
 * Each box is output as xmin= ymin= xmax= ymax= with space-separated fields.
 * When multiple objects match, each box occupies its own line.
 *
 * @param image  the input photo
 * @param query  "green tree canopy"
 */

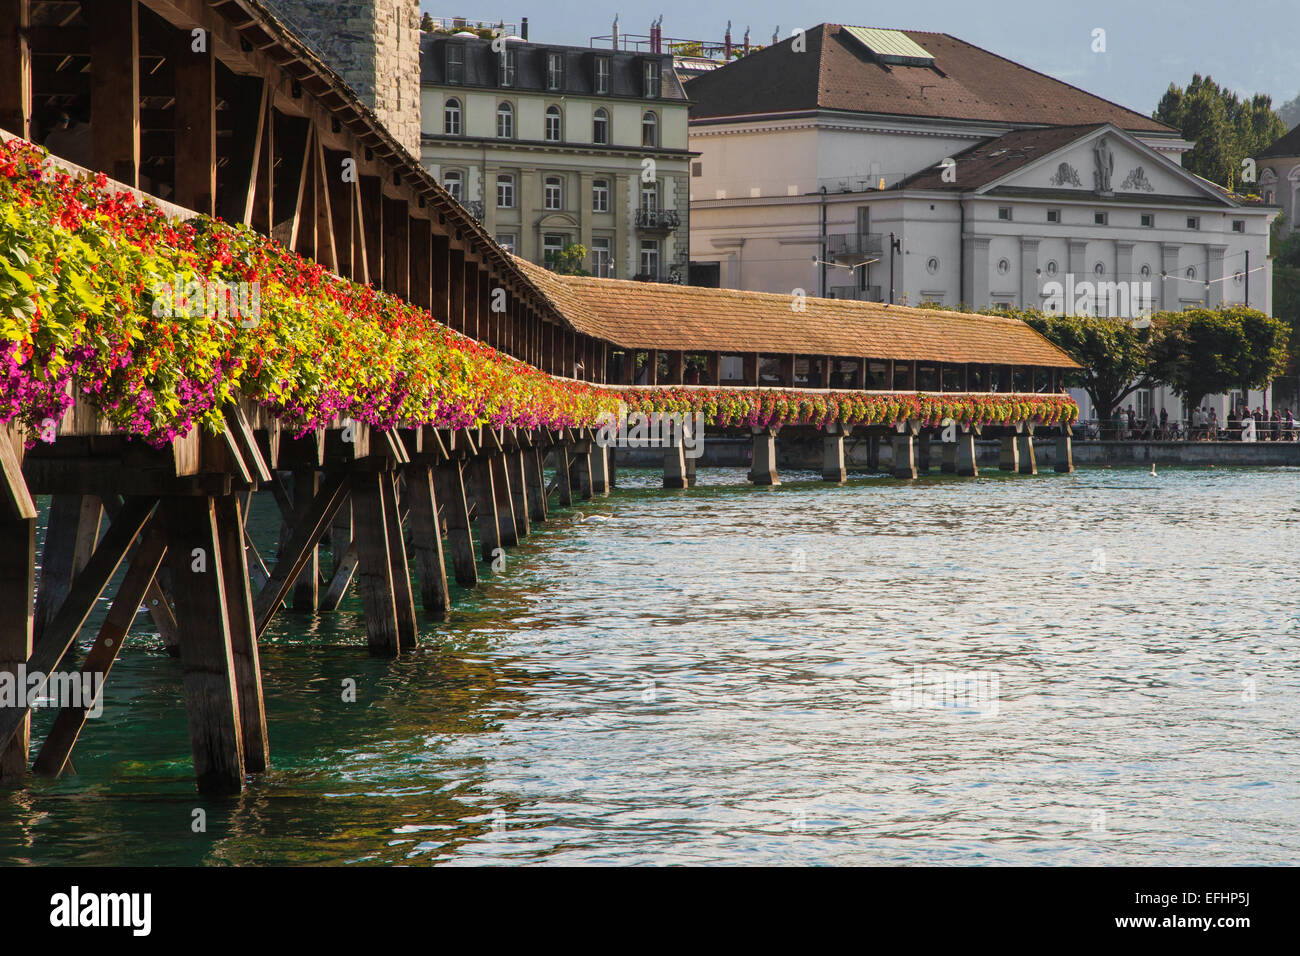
xmin=1153 ymin=75 xmax=1287 ymax=190
xmin=1147 ymin=306 xmax=1290 ymax=411
xmin=1022 ymin=311 xmax=1153 ymax=421
xmin=552 ymin=242 xmax=590 ymax=276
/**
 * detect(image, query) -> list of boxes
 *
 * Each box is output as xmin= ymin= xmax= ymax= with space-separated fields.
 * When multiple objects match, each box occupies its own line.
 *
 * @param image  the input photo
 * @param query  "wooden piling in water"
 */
xmin=434 ymin=456 xmax=478 ymax=588
xmin=822 ymin=424 xmax=846 ymax=483
xmin=749 ymin=428 xmax=780 ymax=486
xmin=1055 ymin=426 xmax=1074 ymax=474
xmin=1017 ymin=427 xmax=1038 ymax=475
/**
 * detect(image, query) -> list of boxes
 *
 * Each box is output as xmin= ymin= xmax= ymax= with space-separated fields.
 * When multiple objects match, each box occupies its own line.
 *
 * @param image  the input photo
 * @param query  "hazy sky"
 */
xmin=420 ymin=0 xmax=1299 ymax=116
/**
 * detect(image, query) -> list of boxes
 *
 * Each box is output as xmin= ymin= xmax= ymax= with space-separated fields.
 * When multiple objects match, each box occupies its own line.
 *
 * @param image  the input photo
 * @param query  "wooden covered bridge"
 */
xmin=0 ymin=0 xmax=1079 ymax=795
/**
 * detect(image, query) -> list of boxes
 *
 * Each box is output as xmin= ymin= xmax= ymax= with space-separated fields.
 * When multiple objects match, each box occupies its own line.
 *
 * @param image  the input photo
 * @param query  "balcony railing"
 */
xmin=634 ymin=208 xmax=681 ymax=231
xmin=827 ymin=232 xmax=883 ymax=260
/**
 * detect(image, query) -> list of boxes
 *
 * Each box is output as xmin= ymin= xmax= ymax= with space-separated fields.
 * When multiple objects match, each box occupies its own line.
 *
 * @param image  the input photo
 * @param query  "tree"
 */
xmin=1279 ymin=93 xmax=1300 ymax=132
xmin=1271 ymin=220 xmax=1300 ymax=408
xmin=552 ymin=242 xmax=590 ymax=276
xmin=1153 ymin=76 xmax=1287 ymax=190
xmin=1022 ymin=311 xmax=1154 ymax=421
xmin=1147 ymin=306 xmax=1290 ymax=412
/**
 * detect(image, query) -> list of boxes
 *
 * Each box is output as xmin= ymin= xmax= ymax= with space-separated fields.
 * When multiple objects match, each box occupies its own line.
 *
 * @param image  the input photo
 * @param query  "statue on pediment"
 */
xmin=1120 ymin=166 xmax=1154 ymax=192
xmin=1093 ymin=136 xmax=1115 ymax=194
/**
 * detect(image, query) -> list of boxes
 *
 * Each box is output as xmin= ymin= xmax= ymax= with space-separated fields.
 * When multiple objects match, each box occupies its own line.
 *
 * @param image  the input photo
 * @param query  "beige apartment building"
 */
xmin=420 ymin=27 xmax=692 ymax=281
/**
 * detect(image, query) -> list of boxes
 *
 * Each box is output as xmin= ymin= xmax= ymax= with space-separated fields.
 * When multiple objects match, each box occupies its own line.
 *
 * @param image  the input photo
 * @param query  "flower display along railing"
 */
xmin=0 ymin=136 xmax=1076 ymax=448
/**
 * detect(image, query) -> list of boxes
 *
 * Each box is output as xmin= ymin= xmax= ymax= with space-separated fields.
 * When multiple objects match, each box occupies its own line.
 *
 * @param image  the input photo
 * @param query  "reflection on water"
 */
xmin=2 ymin=466 xmax=1297 ymax=865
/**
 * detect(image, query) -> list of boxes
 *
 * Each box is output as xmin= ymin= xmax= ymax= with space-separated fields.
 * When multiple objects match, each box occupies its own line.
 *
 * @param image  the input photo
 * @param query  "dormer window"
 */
xmin=547 ymin=52 xmax=565 ymax=90
xmin=446 ymin=44 xmax=465 ymax=84
xmin=595 ymin=56 xmax=611 ymax=94
xmin=643 ymin=59 xmax=660 ymax=98
xmin=498 ymin=48 xmax=516 ymax=87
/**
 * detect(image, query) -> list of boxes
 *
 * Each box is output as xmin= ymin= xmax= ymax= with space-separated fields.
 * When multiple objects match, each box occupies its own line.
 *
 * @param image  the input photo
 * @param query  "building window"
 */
xmin=496 ymin=173 xmax=515 ymax=208
xmin=544 ymin=175 xmax=563 ymax=210
xmin=643 ymin=60 xmax=660 ymax=98
xmin=543 ymin=233 xmax=566 ymax=268
xmin=496 ymin=102 xmax=514 ymax=139
xmin=1187 ymin=216 xmax=1200 ymax=229
xmin=545 ymin=105 xmax=563 ymax=143
xmin=498 ymin=48 xmax=516 ymax=87
xmin=640 ymin=239 xmax=660 ymax=277
xmin=1140 ymin=213 xmax=1154 ymax=227
xmin=1094 ymin=211 xmax=1108 ymax=225
xmin=496 ymin=233 xmax=516 ymax=254
xmin=443 ymin=98 xmax=462 ymax=135
xmin=998 ymin=206 xmax=1012 ymax=221
xmin=442 ymin=170 xmax=462 ymax=201
xmin=1046 ymin=209 xmax=1060 ymax=223
xmin=547 ymin=52 xmax=565 ymax=90
xmin=591 ymin=237 xmax=612 ymax=277
xmin=1232 ymin=219 xmax=1245 ymax=233
xmin=446 ymin=44 xmax=465 ymax=84
xmin=592 ymin=108 xmax=609 ymax=145
xmin=691 ymin=161 xmax=703 ymax=177
xmin=592 ymin=178 xmax=609 ymax=213
xmin=641 ymin=111 xmax=659 ymax=148
xmin=640 ymin=181 xmax=659 ymax=212
xmin=595 ymin=56 xmax=611 ymax=94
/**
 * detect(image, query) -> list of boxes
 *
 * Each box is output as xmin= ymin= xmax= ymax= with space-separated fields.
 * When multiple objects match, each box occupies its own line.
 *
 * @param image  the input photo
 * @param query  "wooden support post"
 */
xmin=664 ymin=440 xmax=687 ymax=489
xmin=32 ymin=523 xmax=166 ymax=778
xmin=956 ymin=430 xmax=979 ymax=477
xmin=506 ymin=449 xmax=531 ymax=538
xmin=383 ymin=197 xmax=409 ymax=299
xmin=749 ymin=428 xmax=780 ymax=486
xmin=570 ymin=435 xmax=593 ymax=500
xmin=468 ymin=456 xmax=502 ymax=563
xmin=554 ymin=442 xmax=573 ymax=507
xmin=163 ymin=496 xmax=245 ymax=796
xmin=0 ymin=513 xmax=34 ymax=783
xmin=34 ymin=495 xmax=102 ymax=645
xmin=999 ymin=434 xmax=1020 ymax=472
xmin=381 ymin=471 xmax=418 ymax=650
xmin=434 ymin=461 xmax=477 ymax=587
xmin=409 ymin=219 xmax=431 ymax=310
xmin=893 ymin=432 xmax=918 ymax=480
xmin=348 ymin=470 xmax=404 ymax=657
xmin=916 ymin=433 xmax=933 ymax=473
xmin=941 ymin=439 xmax=958 ymax=473
xmin=589 ymin=442 xmax=610 ymax=496
xmin=1017 ymin=427 xmax=1037 ymax=475
xmin=89 ymin=0 xmax=140 ymax=187
xmin=406 ymin=465 xmax=450 ymax=617
xmin=172 ymin=27 xmax=216 ymax=216
xmin=291 ymin=468 xmax=319 ymax=612
xmin=215 ymin=495 xmax=268 ymax=773
xmin=867 ymin=435 xmax=880 ymax=472
xmin=489 ymin=453 xmax=519 ymax=548
xmin=524 ymin=443 xmax=548 ymax=522
xmin=822 ymin=424 xmax=846 ymax=483
xmin=0 ymin=0 xmax=33 ymax=141
xmin=1055 ymin=426 xmax=1075 ymax=474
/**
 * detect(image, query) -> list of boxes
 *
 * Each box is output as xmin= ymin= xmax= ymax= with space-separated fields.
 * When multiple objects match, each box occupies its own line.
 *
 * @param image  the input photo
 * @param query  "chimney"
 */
xmin=257 ymin=0 xmax=422 ymax=156
xmin=724 ymin=20 xmax=732 ymax=59
xmin=521 ymin=16 xmax=529 ymax=40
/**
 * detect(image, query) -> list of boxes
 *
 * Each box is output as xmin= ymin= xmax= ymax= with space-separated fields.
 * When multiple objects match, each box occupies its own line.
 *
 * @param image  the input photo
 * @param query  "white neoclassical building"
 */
xmin=685 ymin=23 xmax=1280 ymax=422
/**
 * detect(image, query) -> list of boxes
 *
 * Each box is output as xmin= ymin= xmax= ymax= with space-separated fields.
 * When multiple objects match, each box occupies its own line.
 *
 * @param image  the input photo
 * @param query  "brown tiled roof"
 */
xmin=513 ymin=258 xmax=1079 ymax=368
xmin=687 ymin=24 xmax=1172 ymax=134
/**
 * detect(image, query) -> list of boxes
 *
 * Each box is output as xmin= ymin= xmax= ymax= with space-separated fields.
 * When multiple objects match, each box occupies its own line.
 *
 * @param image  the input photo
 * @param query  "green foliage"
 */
xmin=1153 ymin=75 xmax=1287 ymax=190
xmin=1279 ymin=93 xmax=1300 ymax=132
xmin=1022 ymin=311 xmax=1153 ymax=421
xmin=552 ymin=242 xmax=590 ymax=276
xmin=1147 ymin=306 xmax=1290 ymax=410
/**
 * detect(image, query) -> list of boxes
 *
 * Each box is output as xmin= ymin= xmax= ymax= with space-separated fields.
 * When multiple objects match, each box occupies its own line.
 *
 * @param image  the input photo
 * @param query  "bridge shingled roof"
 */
xmin=513 ymin=258 xmax=1081 ymax=369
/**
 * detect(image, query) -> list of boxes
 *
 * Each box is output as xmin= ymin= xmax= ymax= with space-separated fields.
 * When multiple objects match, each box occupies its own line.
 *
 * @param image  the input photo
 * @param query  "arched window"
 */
xmin=641 ymin=110 xmax=658 ymax=147
xmin=592 ymin=108 xmax=609 ymax=145
xmin=443 ymin=98 xmax=462 ymax=135
xmin=544 ymin=175 xmax=562 ymax=210
xmin=496 ymin=102 xmax=514 ymax=139
xmin=442 ymin=170 xmax=462 ymax=201
xmin=545 ymin=105 xmax=562 ymax=143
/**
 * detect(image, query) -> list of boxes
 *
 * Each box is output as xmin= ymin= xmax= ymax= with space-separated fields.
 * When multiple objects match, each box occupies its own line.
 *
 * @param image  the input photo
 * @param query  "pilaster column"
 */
xmin=1160 ymin=243 xmax=1181 ymax=311
xmin=1019 ymin=237 xmax=1040 ymax=309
